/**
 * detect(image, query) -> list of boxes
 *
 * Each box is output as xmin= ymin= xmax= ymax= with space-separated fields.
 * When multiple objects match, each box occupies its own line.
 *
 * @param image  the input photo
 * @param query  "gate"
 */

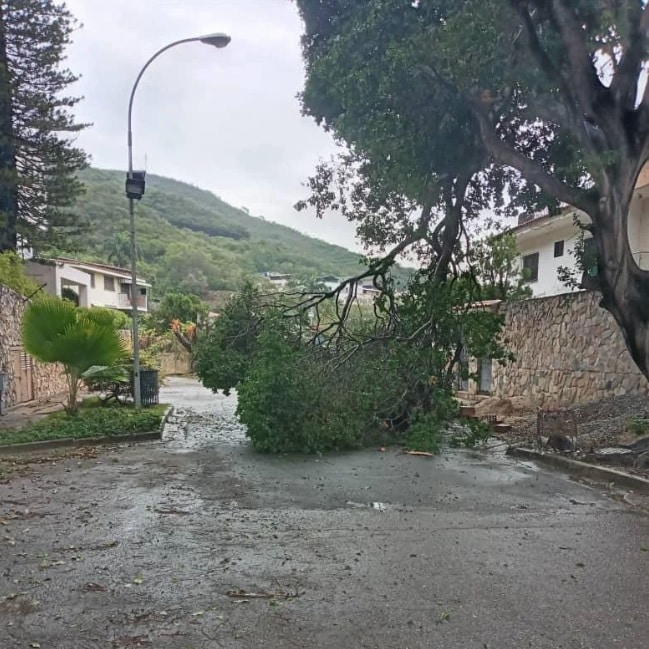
xmin=10 ymin=346 xmax=34 ymax=404
xmin=478 ymin=358 xmax=492 ymax=394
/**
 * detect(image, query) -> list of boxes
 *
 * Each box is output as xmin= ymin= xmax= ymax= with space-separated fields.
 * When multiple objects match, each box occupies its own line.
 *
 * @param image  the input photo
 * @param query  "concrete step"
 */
xmin=459 ymin=405 xmax=476 ymax=418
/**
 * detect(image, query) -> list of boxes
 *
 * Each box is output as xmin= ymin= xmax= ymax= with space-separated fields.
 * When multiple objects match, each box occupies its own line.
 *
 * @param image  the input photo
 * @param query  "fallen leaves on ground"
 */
xmin=226 ymin=587 xmax=304 ymax=600
xmin=405 ymin=450 xmax=435 ymax=458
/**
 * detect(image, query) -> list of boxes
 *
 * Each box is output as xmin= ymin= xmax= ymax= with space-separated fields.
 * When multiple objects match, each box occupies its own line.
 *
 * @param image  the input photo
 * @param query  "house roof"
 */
xmin=39 ymin=257 xmax=151 ymax=287
xmin=507 ymin=205 xmax=579 ymax=237
xmin=509 ymin=163 xmax=649 ymax=237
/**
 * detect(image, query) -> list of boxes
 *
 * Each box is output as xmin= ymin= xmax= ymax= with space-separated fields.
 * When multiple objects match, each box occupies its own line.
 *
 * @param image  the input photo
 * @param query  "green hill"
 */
xmin=58 ymin=168 xmax=407 ymax=300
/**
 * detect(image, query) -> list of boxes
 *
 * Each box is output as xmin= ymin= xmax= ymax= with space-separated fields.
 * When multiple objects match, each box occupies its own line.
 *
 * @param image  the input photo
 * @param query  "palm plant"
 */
xmin=22 ymin=298 xmax=128 ymax=413
xmin=103 ymin=232 xmax=142 ymax=268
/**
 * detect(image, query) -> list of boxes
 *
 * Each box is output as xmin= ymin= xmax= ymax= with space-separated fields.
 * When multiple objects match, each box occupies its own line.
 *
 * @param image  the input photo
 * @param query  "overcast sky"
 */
xmin=64 ymin=0 xmax=362 ymax=251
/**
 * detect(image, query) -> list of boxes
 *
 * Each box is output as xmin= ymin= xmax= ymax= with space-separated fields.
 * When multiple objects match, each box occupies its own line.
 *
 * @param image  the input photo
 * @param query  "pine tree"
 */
xmin=0 ymin=0 xmax=87 ymax=254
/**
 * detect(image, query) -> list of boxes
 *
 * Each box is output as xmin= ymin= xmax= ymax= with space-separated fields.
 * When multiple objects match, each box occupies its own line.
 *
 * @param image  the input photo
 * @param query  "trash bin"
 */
xmin=139 ymin=369 xmax=159 ymax=407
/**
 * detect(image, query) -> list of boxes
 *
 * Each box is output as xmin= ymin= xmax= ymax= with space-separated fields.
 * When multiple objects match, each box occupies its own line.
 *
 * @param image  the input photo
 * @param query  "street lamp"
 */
xmin=126 ymin=32 xmax=231 ymax=408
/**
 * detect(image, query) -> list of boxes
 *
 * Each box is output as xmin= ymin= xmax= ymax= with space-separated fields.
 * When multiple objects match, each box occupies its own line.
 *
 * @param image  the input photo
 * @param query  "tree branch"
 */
xmin=510 ymin=2 xmax=575 ymax=108
xmin=543 ymin=0 xmax=605 ymax=116
xmin=470 ymin=99 xmax=597 ymax=214
xmin=610 ymin=3 xmax=649 ymax=110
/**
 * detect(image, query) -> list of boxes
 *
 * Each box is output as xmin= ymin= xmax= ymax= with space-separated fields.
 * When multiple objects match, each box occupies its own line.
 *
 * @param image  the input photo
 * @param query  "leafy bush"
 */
xmin=197 ymin=268 xmax=510 ymax=455
xmin=404 ymin=395 xmax=461 ymax=453
xmin=149 ymin=292 xmax=209 ymax=333
xmin=0 ymin=403 xmax=166 ymax=446
xmin=235 ymin=315 xmax=393 ymax=453
xmin=194 ymin=282 xmax=264 ymax=395
xmin=627 ymin=418 xmax=649 ymax=438
xmin=449 ymin=418 xmax=493 ymax=448
xmin=0 ymin=251 xmax=42 ymax=297
xmin=22 ymin=298 xmax=128 ymax=413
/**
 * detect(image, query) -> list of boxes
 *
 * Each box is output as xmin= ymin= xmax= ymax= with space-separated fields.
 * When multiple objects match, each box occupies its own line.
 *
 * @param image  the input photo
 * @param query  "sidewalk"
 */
xmin=0 ymin=393 xmax=68 ymax=430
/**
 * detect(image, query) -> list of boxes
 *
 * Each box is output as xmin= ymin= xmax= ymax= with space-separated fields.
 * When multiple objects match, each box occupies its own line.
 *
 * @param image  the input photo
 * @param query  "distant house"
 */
xmin=259 ymin=271 xmax=292 ymax=289
xmin=511 ymin=166 xmax=649 ymax=297
xmin=316 ymin=276 xmax=381 ymax=303
xmin=260 ymin=271 xmax=382 ymax=304
xmin=24 ymin=258 xmax=151 ymax=312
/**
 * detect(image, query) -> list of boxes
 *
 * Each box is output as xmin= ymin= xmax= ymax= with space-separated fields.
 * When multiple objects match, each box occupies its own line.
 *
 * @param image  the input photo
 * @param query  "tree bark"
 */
xmin=0 ymin=2 xmax=17 ymax=253
xmin=172 ymin=329 xmax=194 ymax=353
xmin=587 ymin=180 xmax=649 ymax=381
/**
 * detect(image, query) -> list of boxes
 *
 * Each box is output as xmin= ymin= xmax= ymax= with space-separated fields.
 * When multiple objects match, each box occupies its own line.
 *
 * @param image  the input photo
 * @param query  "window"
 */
xmin=103 ymin=275 xmax=115 ymax=291
xmin=522 ymin=252 xmax=539 ymax=283
xmin=89 ymin=273 xmax=95 ymax=288
xmin=553 ymin=240 xmax=564 ymax=258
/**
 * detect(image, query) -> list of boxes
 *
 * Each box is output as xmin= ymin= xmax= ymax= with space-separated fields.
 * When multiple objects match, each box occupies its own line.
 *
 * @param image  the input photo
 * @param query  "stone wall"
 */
xmin=0 ymin=284 xmax=68 ymax=410
xmin=159 ymin=345 xmax=192 ymax=376
xmin=490 ymin=291 xmax=649 ymax=406
xmin=0 ymin=284 xmax=24 ymax=409
xmin=121 ymin=330 xmax=193 ymax=377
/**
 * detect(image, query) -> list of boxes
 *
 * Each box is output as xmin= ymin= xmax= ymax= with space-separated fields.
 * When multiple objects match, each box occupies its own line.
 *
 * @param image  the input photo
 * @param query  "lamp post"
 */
xmin=126 ymin=32 xmax=231 ymax=408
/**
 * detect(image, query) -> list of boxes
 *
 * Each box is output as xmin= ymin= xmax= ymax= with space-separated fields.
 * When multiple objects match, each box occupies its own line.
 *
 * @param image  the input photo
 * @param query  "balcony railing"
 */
xmin=633 ymin=251 xmax=649 ymax=270
xmin=117 ymin=293 xmax=147 ymax=309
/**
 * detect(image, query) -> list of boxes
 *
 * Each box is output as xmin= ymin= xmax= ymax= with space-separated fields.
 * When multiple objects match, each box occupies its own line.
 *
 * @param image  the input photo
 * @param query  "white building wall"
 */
xmin=515 ymin=193 xmax=649 ymax=298
xmin=628 ymin=194 xmax=649 ymax=268
xmin=24 ymin=262 xmax=59 ymax=298
xmin=87 ymin=273 xmax=122 ymax=309
xmin=517 ymin=225 xmax=583 ymax=298
xmin=24 ymin=262 xmax=148 ymax=311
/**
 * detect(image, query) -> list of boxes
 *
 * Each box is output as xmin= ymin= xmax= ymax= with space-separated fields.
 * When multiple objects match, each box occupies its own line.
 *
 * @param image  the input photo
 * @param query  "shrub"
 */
xmin=22 ymin=298 xmax=128 ymax=413
xmin=150 ymin=292 xmax=208 ymax=333
xmin=0 ymin=402 xmax=165 ymax=446
xmin=197 ymin=270 xmax=510 ymax=455
xmin=194 ymin=282 xmax=264 ymax=395
xmin=449 ymin=418 xmax=493 ymax=448
xmin=627 ymin=418 xmax=649 ymax=438
xmin=0 ymin=251 xmax=42 ymax=297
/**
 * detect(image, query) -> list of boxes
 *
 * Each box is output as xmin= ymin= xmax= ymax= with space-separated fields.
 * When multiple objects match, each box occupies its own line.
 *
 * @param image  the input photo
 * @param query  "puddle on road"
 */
xmin=441 ymin=448 xmax=541 ymax=485
xmin=163 ymin=408 xmax=248 ymax=451
xmin=346 ymin=500 xmax=391 ymax=512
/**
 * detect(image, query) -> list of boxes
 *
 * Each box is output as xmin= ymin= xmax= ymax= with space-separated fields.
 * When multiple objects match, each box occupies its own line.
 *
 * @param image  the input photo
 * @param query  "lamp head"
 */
xmin=199 ymin=33 xmax=231 ymax=48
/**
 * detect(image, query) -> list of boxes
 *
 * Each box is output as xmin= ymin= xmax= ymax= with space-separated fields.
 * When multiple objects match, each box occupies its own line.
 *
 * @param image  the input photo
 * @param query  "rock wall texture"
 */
xmin=121 ymin=330 xmax=193 ymax=377
xmin=159 ymin=346 xmax=192 ymax=377
xmin=0 ymin=284 xmax=67 ymax=411
xmin=490 ymin=291 xmax=649 ymax=406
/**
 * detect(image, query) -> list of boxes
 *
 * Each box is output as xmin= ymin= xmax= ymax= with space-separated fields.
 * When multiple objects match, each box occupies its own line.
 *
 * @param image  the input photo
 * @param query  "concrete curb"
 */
xmin=0 ymin=405 xmax=175 ymax=457
xmin=507 ymin=446 xmax=649 ymax=494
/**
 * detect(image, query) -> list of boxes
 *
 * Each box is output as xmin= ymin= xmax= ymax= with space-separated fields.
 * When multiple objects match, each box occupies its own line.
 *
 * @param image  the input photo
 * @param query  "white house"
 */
xmin=317 ymin=275 xmax=382 ymax=303
xmin=259 ymin=271 xmax=293 ymax=289
xmin=511 ymin=167 xmax=649 ymax=297
xmin=259 ymin=272 xmax=381 ymax=303
xmin=24 ymin=258 xmax=151 ymax=312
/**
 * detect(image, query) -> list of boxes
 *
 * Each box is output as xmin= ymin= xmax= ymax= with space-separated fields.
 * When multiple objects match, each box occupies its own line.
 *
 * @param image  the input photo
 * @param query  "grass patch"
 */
xmin=627 ymin=417 xmax=649 ymax=438
xmin=0 ymin=402 xmax=168 ymax=447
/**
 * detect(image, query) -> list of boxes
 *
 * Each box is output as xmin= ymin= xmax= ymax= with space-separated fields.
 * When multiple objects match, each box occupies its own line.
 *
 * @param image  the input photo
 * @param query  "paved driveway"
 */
xmin=1 ymin=377 xmax=648 ymax=648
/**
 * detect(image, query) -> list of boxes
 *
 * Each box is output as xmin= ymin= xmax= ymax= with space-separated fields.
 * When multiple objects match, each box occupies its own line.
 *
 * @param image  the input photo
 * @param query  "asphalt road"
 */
xmin=1 ymin=376 xmax=648 ymax=648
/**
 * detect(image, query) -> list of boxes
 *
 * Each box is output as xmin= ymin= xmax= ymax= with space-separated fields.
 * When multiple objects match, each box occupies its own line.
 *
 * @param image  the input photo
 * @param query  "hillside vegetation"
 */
xmin=58 ymin=168 xmax=400 ymax=298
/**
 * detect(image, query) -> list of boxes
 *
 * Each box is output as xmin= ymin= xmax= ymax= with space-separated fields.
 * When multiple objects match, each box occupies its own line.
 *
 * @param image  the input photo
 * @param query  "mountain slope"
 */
xmin=62 ymin=168 xmax=386 ymax=297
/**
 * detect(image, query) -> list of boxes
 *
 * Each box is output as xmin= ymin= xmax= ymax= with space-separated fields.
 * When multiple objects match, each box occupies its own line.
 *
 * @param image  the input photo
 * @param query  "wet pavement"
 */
xmin=1 ymin=376 xmax=649 ymax=648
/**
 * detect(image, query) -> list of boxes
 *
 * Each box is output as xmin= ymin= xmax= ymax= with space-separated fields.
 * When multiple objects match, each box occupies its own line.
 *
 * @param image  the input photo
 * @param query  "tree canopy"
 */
xmin=295 ymin=0 xmax=649 ymax=379
xmin=0 ymin=0 xmax=88 ymax=254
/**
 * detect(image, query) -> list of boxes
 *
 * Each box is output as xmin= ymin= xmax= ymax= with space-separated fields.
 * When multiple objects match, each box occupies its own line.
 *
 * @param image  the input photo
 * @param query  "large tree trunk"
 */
xmin=586 ymin=173 xmax=649 ymax=381
xmin=0 ymin=3 xmax=17 ymax=253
